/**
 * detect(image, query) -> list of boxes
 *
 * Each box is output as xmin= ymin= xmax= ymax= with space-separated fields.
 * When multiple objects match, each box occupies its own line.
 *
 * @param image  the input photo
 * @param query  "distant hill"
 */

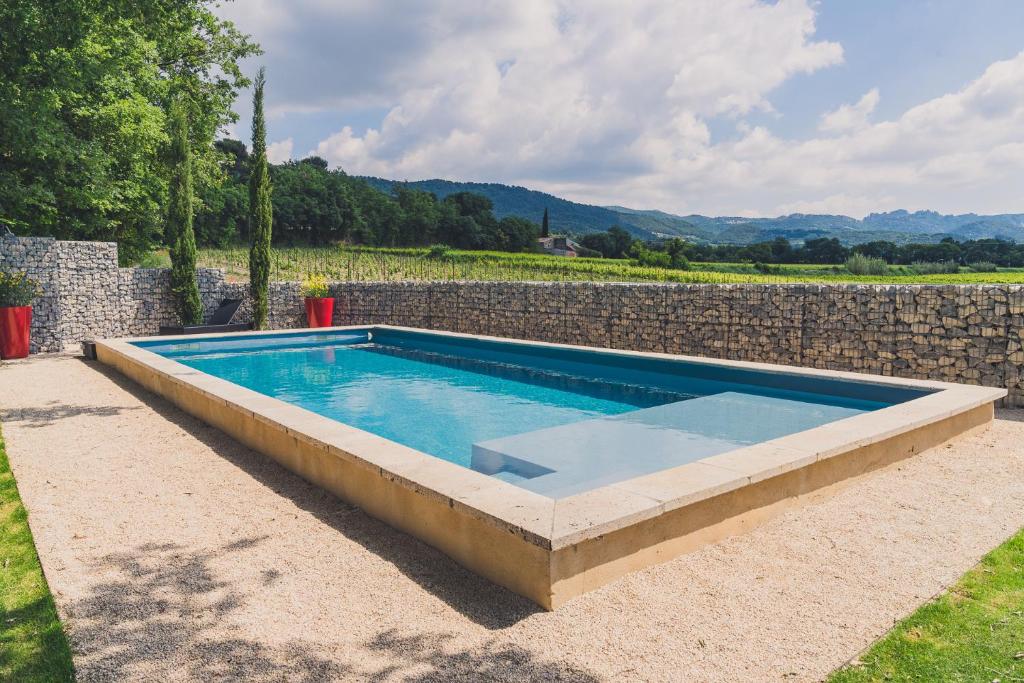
xmin=360 ymin=177 xmax=659 ymax=239
xmin=359 ymin=176 xmax=1024 ymax=245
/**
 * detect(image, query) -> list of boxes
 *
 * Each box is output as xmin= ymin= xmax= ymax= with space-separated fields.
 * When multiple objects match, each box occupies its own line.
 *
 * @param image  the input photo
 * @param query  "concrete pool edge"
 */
xmin=93 ymin=326 xmax=1006 ymax=609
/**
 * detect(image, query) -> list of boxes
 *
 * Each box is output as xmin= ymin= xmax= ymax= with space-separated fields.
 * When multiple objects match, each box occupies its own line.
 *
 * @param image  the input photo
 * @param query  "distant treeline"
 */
xmin=686 ymin=236 xmax=1024 ymax=267
xmin=598 ymin=233 xmax=1024 ymax=268
xmin=196 ymin=141 xmax=540 ymax=252
xmin=199 ymin=141 xmax=1023 ymax=268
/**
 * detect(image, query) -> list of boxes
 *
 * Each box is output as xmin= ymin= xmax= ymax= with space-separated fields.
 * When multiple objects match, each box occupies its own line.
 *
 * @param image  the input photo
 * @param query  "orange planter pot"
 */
xmin=0 ymin=305 xmax=31 ymax=359
xmin=304 ymin=297 xmax=335 ymax=328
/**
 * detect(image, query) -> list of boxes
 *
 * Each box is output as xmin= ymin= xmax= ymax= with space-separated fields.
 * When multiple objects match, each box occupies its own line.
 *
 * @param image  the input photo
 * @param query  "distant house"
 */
xmin=537 ymin=236 xmax=580 ymax=257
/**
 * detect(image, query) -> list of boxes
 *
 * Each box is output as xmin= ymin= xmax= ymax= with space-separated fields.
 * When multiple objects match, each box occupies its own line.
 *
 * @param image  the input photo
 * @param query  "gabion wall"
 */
xmin=2 ymin=236 xmax=1022 ymax=406
xmin=1 ymin=236 xmax=225 ymax=351
xmin=330 ymin=281 xmax=1021 ymax=405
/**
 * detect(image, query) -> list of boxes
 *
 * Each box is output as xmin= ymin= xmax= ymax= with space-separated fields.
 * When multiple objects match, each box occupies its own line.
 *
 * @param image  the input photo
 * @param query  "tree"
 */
xmin=769 ymin=236 xmax=794 ymax=262
xmin=395 ymin=186 xmax=440 ymax=245
xmin=497 ymin=216 xmax=541 ymax=252
xmin=271 ymin=159 xmax=360 ymax=245
xmin=194 ymin=139 xmax=249 ymax=247
xmin=852 ymin=240 xmax=898 ymax=263
xmin=248 ymin=68 xmax=272 ymax=330
xmin=541 ymin=208 xmax=550 ymax=238
xmin=607 ymin=226 xmax=635 ymax=258
xmin=195 ymin=180 xmax=247 ymax=247
xmin=0 ymin=0 xmax=259 ymax=262
xmin=438 ymin=192 xmax=499 ymax=248
xmin=166 ymin=101 xmax=204 ymax=325
xmin=800 ymin=237 xmax=848 ymax=264
xmin=194 ymin=143 xmax=541 ymax=251
xmin=579 ymin=226 xmax=636 ymax=259
xmin=663 ymin=238 xmax=692 ymax=269
xmin=215 ymin=138 xmax=250 ymax=183
xmin=579 ymin=232 xmax=612 ymax=258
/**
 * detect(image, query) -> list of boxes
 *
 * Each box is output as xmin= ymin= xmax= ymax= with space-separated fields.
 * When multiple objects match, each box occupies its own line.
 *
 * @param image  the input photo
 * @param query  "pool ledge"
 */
xmin=95 ymin=326 xmax=1005 ymax=610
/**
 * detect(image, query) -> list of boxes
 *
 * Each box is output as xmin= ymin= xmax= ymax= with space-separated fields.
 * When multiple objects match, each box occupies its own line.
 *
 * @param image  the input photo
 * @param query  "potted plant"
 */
xmin=0 ymin=270 xmax=39 ymax=359
xmin=301 ymin=274 xmax=334 ymax=328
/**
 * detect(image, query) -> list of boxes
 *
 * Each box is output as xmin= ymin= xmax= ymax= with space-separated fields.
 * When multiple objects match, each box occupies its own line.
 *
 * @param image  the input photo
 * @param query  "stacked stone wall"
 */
xmin=2 ymin=236 xmax=1023 ymax=405
xmin=331 ymin=282 xmax=1023 ymax=406
xmin=0 ymin=236 xmax=62 ymax=352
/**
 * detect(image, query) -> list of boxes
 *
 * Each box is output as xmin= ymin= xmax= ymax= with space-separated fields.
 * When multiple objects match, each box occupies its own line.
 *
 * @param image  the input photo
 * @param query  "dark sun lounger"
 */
xmin=158 ymin=298 xmax=252 ymax=336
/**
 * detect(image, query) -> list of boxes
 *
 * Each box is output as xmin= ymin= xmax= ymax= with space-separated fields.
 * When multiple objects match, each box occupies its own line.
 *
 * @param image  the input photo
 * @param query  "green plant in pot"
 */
xmin=301 ymin=273 xmax=335 ymax=328
xmin=0 ymin=270 xmax=40 ymax=359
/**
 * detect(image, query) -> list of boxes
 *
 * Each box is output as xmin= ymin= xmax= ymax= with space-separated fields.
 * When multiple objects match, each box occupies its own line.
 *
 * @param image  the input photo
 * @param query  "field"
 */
xmin=145 ymin=246 xmax=1024 ymax=284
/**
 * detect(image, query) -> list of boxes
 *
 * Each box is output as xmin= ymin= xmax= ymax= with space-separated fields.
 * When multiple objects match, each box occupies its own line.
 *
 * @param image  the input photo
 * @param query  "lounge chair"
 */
xmin=158 ymin=298 xmax=252 ymax=336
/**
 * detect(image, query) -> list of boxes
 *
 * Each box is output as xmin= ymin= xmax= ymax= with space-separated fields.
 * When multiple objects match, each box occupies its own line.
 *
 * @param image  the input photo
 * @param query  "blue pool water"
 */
xmin=137 ymin=329 xmax=929 ymax=498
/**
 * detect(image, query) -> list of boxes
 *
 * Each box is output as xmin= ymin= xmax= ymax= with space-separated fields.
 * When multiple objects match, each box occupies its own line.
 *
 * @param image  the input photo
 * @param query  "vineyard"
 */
xmin=148 ymin=246 xmax=1024 ymax=285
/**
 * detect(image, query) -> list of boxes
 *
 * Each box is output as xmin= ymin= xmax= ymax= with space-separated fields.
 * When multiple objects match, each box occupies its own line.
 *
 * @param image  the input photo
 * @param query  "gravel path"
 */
xmin=2 ymin=353 xmax=1023 ymax=682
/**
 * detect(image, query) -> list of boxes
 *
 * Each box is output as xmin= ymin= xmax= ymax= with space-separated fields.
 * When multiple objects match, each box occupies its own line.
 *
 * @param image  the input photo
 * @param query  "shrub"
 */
xmin=845 ymin=253 xmax=889 ymax=276
xmin=968 ymin=261 xmax=998 ymax=273
xmin=754 ymin=262 xmax=782 ymax=275
xmin=632 ymin=247 xmax=671 ymax=268
xmin=0 ymin=271 xmax=39 ymax=307
xmin=911 ymin=261 xmax=960 ymax=275
xmin=425 ymin=244 xmax=452 ymax=260
xmin=300 ymin=274 xmax=330 ymax=298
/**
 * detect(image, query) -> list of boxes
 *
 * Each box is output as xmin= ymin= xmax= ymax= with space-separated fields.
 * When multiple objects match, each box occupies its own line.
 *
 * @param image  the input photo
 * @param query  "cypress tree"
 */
xmin=167 ymin=100 xmax=203 ymax=325
xmin=541 ymin=208 xmax=550 ymax=237
xmin=248 ymin=67 xmax=272 ymax=329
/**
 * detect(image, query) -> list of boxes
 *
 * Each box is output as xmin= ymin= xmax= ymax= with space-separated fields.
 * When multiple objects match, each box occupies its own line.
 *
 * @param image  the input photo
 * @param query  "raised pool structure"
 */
xmin=95 ymin=326 xmax=1005 ymax=609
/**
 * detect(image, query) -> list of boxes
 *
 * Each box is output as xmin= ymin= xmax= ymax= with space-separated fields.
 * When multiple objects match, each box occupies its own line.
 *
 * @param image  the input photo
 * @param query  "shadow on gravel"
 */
xmin=70 ymin=539 xmax=598 ymax=682
xmin=0 ymin=400 xmax=141 ymax=428
xmin=70 ymin=539 xmax=354 ymax=682
xmin=995 ymin=408 xmax=1024 ymax=423
xmin=80 ymin=359 xmax=543 ymax=630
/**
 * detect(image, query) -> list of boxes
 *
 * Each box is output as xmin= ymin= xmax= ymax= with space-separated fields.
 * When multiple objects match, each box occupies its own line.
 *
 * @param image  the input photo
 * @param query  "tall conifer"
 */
xmin=167 ymin=100 xmax=203 ymax=325
xmin=248 ymin=68 xmax=273 ymax=329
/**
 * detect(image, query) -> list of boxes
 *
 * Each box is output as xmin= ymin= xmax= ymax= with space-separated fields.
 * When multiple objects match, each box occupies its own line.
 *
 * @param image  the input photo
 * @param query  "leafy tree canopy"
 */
xmin=0 ymin=0 xmax=259 ymax=262
xmin=193 ymin=147 xmax=543 ymax=253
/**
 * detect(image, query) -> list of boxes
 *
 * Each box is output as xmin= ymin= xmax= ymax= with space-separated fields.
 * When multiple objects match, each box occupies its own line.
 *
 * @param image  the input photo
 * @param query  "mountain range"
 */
xmin=360 ymin=177 xmax=1024 ymax=246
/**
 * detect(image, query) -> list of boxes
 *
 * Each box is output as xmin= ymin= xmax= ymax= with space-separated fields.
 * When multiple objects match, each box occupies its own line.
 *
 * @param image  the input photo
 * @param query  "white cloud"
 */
xmin=266 ymin=138 xmax=294 ymax=164
xmin=819 ymin=88 xmax=880 ymax=133
xmin=714 ymin=52 xmax=1024 ymax=215
xmin=219 ymin=2 xmax=1024 ymax=217
xmin=297 ymin=0 xmax=843 ymax=186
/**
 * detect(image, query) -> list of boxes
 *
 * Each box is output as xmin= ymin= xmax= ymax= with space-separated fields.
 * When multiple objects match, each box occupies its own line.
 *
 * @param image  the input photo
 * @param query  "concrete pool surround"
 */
xmin=95 ymin=325 xmax=1004 ymax=609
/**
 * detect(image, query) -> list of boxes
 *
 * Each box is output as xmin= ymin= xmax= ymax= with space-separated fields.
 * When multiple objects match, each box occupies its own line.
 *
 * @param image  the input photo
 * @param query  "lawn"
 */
xmin=153 ymin=246 xmax=1024 ymax=285
xmin=0 ymin=427 xmax=75 ymax=682
xmin=830 ymin=528 xmax=1024 ymax=682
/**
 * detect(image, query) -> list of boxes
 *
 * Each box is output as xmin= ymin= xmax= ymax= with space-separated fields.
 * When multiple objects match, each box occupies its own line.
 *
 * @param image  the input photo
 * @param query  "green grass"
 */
xmin=162 ymin=246 xmax=1024 ymax=285
xmin=0 ymin=427 xmax=74 ymax=682
xmin=830 ymin=529 xmax=1024 ymax=683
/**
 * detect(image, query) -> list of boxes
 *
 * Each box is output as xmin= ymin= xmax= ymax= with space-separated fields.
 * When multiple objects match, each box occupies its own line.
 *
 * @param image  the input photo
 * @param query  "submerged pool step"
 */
xmin=471 ymin=391 xmax=867 ymax=498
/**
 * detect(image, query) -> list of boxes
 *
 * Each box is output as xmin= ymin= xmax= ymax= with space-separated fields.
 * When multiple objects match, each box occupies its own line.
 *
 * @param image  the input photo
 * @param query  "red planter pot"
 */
xmin=304 ymin=297 xmax=335 ymax=328
xmin=0 ymin=305 xmax=32 ymax=359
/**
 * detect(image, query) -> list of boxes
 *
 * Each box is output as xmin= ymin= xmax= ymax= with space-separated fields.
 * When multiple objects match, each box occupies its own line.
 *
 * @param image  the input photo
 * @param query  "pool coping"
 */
xmin=94 ymin=325 xmax=1005 ymax=607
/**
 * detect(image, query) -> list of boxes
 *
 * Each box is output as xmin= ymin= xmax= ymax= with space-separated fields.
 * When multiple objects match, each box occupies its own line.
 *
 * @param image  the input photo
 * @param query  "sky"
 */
xmin=215 ymin=0 xmax=1024 ymax=218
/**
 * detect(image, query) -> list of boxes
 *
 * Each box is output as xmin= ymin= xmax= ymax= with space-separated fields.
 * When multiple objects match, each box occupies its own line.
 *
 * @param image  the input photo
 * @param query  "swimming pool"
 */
xmin=98 ymin=326 xmax=1004 ymax=608
xmin=136 ymin=327 xmax=924 ymax=498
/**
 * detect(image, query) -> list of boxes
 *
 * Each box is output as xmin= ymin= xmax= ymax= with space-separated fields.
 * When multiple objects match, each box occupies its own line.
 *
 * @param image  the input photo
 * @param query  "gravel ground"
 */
xmin=1 ymin=353 xmax=1023 ymax=682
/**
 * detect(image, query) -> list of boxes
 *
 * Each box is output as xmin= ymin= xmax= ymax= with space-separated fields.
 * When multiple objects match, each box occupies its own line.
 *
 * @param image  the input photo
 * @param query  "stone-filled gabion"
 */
xmin=2 ymin=236 xmax=1022 ymax=406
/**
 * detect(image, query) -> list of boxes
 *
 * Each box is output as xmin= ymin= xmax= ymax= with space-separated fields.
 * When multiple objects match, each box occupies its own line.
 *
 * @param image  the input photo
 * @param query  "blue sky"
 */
xmin=218 ymin=1 xmax=1024 ymax=218
xmin=750 ymin=1 xmax=1024 ymax=138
